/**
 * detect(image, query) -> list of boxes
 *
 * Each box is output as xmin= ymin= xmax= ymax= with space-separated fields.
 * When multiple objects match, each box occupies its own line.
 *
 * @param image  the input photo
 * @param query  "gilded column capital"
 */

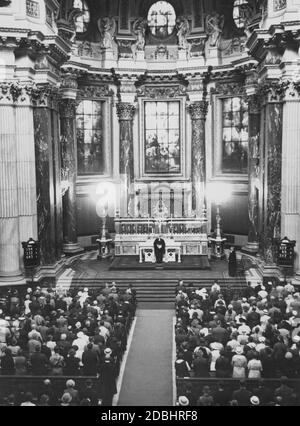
xmin=188 ymin=101 xmax=208 ymax=120
xmin=116 ymin=102 xmax=136 ymax=121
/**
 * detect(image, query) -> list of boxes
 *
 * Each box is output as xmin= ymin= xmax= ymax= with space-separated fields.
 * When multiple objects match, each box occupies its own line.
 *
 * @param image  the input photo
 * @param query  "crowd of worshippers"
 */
xmin=1 ymin=378 xmax=104 ymax=406
xmin=0 ymin=283 xmax=136 ymax=405
xmin=174 ymin=279 xmax=300 ymax=383
xmin=175 ymin=377 xmax=299 ymax=406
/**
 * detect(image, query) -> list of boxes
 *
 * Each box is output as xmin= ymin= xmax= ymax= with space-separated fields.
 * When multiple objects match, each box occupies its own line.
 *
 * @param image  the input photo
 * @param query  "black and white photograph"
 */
xmin=0 ymin=0 xmax=299 ymax=412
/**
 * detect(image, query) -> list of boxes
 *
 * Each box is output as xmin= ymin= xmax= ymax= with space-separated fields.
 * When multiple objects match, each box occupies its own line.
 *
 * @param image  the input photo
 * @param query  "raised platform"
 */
xmin=109 ymin=255 xmax=211 ymax=271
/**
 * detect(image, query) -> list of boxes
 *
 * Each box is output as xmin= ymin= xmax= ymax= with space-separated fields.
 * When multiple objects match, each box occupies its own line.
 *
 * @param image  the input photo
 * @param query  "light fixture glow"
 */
xmin=208 ymin=182 xmax=232 ymax=204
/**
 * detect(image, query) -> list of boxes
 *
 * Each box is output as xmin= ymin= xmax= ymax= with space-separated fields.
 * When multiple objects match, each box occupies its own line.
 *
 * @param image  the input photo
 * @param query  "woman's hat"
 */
xmin=61 ymin=393 xmax=72 ymax=405
xmin=235 ymin=346 xmax=243 ymax=355
xmin=178 ymin=396 xmax=189 ymax=406
xmin=250 ymin=396 xmax=260 ymax=406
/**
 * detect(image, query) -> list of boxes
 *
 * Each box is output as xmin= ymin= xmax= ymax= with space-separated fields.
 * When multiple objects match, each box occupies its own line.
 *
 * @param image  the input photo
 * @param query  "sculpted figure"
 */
xmin=176 ymin=16 xmax=190 ymax=49
xmin=131 ymin=18 xmax=147 ymax=58
xmin=205 ymin=12 xmax=225 ymax=47
xmin=98 ymin=17 xmax=116 ymax=49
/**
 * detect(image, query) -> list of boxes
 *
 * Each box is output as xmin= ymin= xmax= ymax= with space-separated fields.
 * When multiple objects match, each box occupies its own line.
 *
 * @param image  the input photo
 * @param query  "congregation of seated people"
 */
xmin=174 ymin=279 xmax=300 ymax=406
xmin=0 ymin=282 xmax=136 ymax=406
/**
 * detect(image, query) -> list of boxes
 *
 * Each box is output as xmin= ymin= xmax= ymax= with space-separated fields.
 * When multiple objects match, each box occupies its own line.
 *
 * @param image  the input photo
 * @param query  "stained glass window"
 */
xmin=222 ymin=97 xmax=248 ymax=174
xmin=76 ymin=100 xmax=104 ymax=175
xmin=73 ymin=0 xmax=90 ymax=33
xmin=148 ymin=1 xmax=176 ymax=38
xmin=145 ymin=101 xmax=180 ymax=174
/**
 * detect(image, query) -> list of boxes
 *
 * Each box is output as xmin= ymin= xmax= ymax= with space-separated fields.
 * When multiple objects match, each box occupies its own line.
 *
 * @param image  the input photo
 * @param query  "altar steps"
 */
xmin=67 ymin=277 xmax=247 ymax=306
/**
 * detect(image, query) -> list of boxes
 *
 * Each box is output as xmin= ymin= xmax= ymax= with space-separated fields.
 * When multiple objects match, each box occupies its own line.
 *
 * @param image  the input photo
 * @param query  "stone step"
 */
xmin=65 ymin=276 xmax=247 ymax=304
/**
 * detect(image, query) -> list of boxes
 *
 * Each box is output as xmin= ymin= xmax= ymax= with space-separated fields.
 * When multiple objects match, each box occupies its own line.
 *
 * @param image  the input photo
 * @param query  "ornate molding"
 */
xmin=77 ymin=85 xmax=114 ymax=99
xmin=257 ymin=80 xmax=287 ymax=103
xmin=136 ymin=85 xmax=187 ymax=99
xmin=0 ymin=81 xmax=60 ymax=107
xmin=116 ymin=102 xmax=136 ymax=121
xmin=61 ymin=72 xmax=78 ymax=91
xmin=188 ymin=101 xmax=208 ymax=120
xmin=212 ymin=80 xmax=245 ymax=96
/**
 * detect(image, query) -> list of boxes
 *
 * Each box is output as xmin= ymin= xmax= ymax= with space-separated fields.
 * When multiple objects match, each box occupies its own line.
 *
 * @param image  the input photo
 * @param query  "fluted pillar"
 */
xmin=188 ymin=101 xmax=208 ymax=215
xmin=116 ymin=102 xmax=136 ymax=216
xmin=281 ymin=86 xmax=300 ymax=273
xmin=0 ymin=96 xmax=24 ymax=284
xmin=243 ymin=95 xmax=260 ymax=254
xmin=60 ymin=98 xmax=82 ymax=254
xmin=15 ymin=97 xmax=38 ymax=245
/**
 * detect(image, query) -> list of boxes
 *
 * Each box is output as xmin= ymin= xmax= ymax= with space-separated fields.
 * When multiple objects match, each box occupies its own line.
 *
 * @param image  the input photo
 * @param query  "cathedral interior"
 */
xmin=0 ymin=0 xmax=300 ymax=408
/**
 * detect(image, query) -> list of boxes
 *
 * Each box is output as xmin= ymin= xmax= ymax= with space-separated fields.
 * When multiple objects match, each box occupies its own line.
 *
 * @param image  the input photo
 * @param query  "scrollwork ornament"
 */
xmin=78 ymin=85 xmax=114 ymax=99
xmin=137 ymin=85 xmax=187 ymax=99
xmin=257 ymin=80 xmax=285 ymax=103
xmin=116 ymin=103 xmax=136 ymax=121
xmin=188 ymin=101 xmax=208 ymax=120
xmin=214 ymin=81 xmax=244 ymax=96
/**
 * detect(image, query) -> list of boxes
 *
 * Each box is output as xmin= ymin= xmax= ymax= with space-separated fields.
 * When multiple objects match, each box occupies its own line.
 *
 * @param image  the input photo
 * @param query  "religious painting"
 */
xmin=222 ymin=97 xmax=248 ymax=174
xmin=76 ymin=100 xmax=104 ymax=175
xmin=144 ymin=101 xmax=181 ymax=174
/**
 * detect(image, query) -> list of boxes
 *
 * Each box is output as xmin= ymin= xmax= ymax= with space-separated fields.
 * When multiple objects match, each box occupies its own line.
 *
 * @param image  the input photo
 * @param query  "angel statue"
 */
xmin=205 ymin=12 xmax=225 ymax=47
xmin=98 ymin=17 xmax=117 ymax=49
xmin=131 ymin=18 xmax=147 ymax=58
xmin=176 ymin=16 xmax=190 ymax=50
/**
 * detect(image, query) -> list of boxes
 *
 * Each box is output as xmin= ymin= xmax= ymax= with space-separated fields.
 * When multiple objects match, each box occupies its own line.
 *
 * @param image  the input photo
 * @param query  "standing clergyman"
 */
xmin=154 ymin=236 xmax=166 ymax=264
xmin=228 ymin=246 xmax=237 ymax=277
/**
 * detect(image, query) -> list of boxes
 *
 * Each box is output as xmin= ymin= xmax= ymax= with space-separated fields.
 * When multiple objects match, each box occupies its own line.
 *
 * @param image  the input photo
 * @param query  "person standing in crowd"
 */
xmin=228 ymin=247 xmax=237 ymax=277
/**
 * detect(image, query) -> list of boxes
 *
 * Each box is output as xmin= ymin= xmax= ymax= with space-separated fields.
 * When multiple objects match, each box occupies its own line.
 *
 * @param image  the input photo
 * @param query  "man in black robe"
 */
xmin=228 ymin=247 xmax=237 ymax=277
xmin=154 ymin=236 xmax=166 ymax=263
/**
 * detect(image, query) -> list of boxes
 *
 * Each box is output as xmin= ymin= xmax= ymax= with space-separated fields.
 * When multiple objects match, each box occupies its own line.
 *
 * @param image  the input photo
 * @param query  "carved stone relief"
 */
xmin=136 ymin=85 xmax=187 ymax=98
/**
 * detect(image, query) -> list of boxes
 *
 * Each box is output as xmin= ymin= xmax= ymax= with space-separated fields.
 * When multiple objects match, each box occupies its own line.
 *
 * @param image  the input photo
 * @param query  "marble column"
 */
xmin=59 ymin=98 xmax=82 ymax=254
xmin=0 ymin=99 xmax=24 ymax=284
xmin=281 ymin=87 xmax=300 ymax=274
xmin=261 ymin=90 xmax=283 ymax=265
xmin=243 ymin=95 xmax=260 ymax=254
xmin=117 ymin=102 xmax=136 ymax=216
xmin=189 ymin=101 xmax=208 ymax=215
xmin=33 ymin=97 xmax=58 ymax=265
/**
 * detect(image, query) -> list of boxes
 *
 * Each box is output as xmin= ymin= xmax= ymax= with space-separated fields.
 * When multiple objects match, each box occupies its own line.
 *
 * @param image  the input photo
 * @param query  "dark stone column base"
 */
xmin=63 ymin=243 xmax=84 ymax=255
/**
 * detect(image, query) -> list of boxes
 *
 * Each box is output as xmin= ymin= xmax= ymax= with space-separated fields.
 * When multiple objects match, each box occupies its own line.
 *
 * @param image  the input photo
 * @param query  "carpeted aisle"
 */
xmin=117 ymin=309 xmax=174 ymax=406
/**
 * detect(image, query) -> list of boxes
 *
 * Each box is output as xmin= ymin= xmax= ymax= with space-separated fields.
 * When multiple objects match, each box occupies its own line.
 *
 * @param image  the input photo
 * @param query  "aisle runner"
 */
xmin=117 ymin=309 xmax=174 ymax=406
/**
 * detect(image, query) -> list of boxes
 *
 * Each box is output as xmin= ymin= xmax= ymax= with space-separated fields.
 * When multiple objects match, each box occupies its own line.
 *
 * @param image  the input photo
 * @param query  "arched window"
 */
xmin=148 ymin=1 xmax=176 ymax=38
xmin=73 ymin=0 xmax=90 ymax=33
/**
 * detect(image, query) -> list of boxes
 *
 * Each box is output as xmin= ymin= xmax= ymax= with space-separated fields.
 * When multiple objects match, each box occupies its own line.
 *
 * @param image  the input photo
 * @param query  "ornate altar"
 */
xmin=114 ymin=216 xmax=208 ymax=259
xmin=139 ymin=238 xmax=182 ymax=263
